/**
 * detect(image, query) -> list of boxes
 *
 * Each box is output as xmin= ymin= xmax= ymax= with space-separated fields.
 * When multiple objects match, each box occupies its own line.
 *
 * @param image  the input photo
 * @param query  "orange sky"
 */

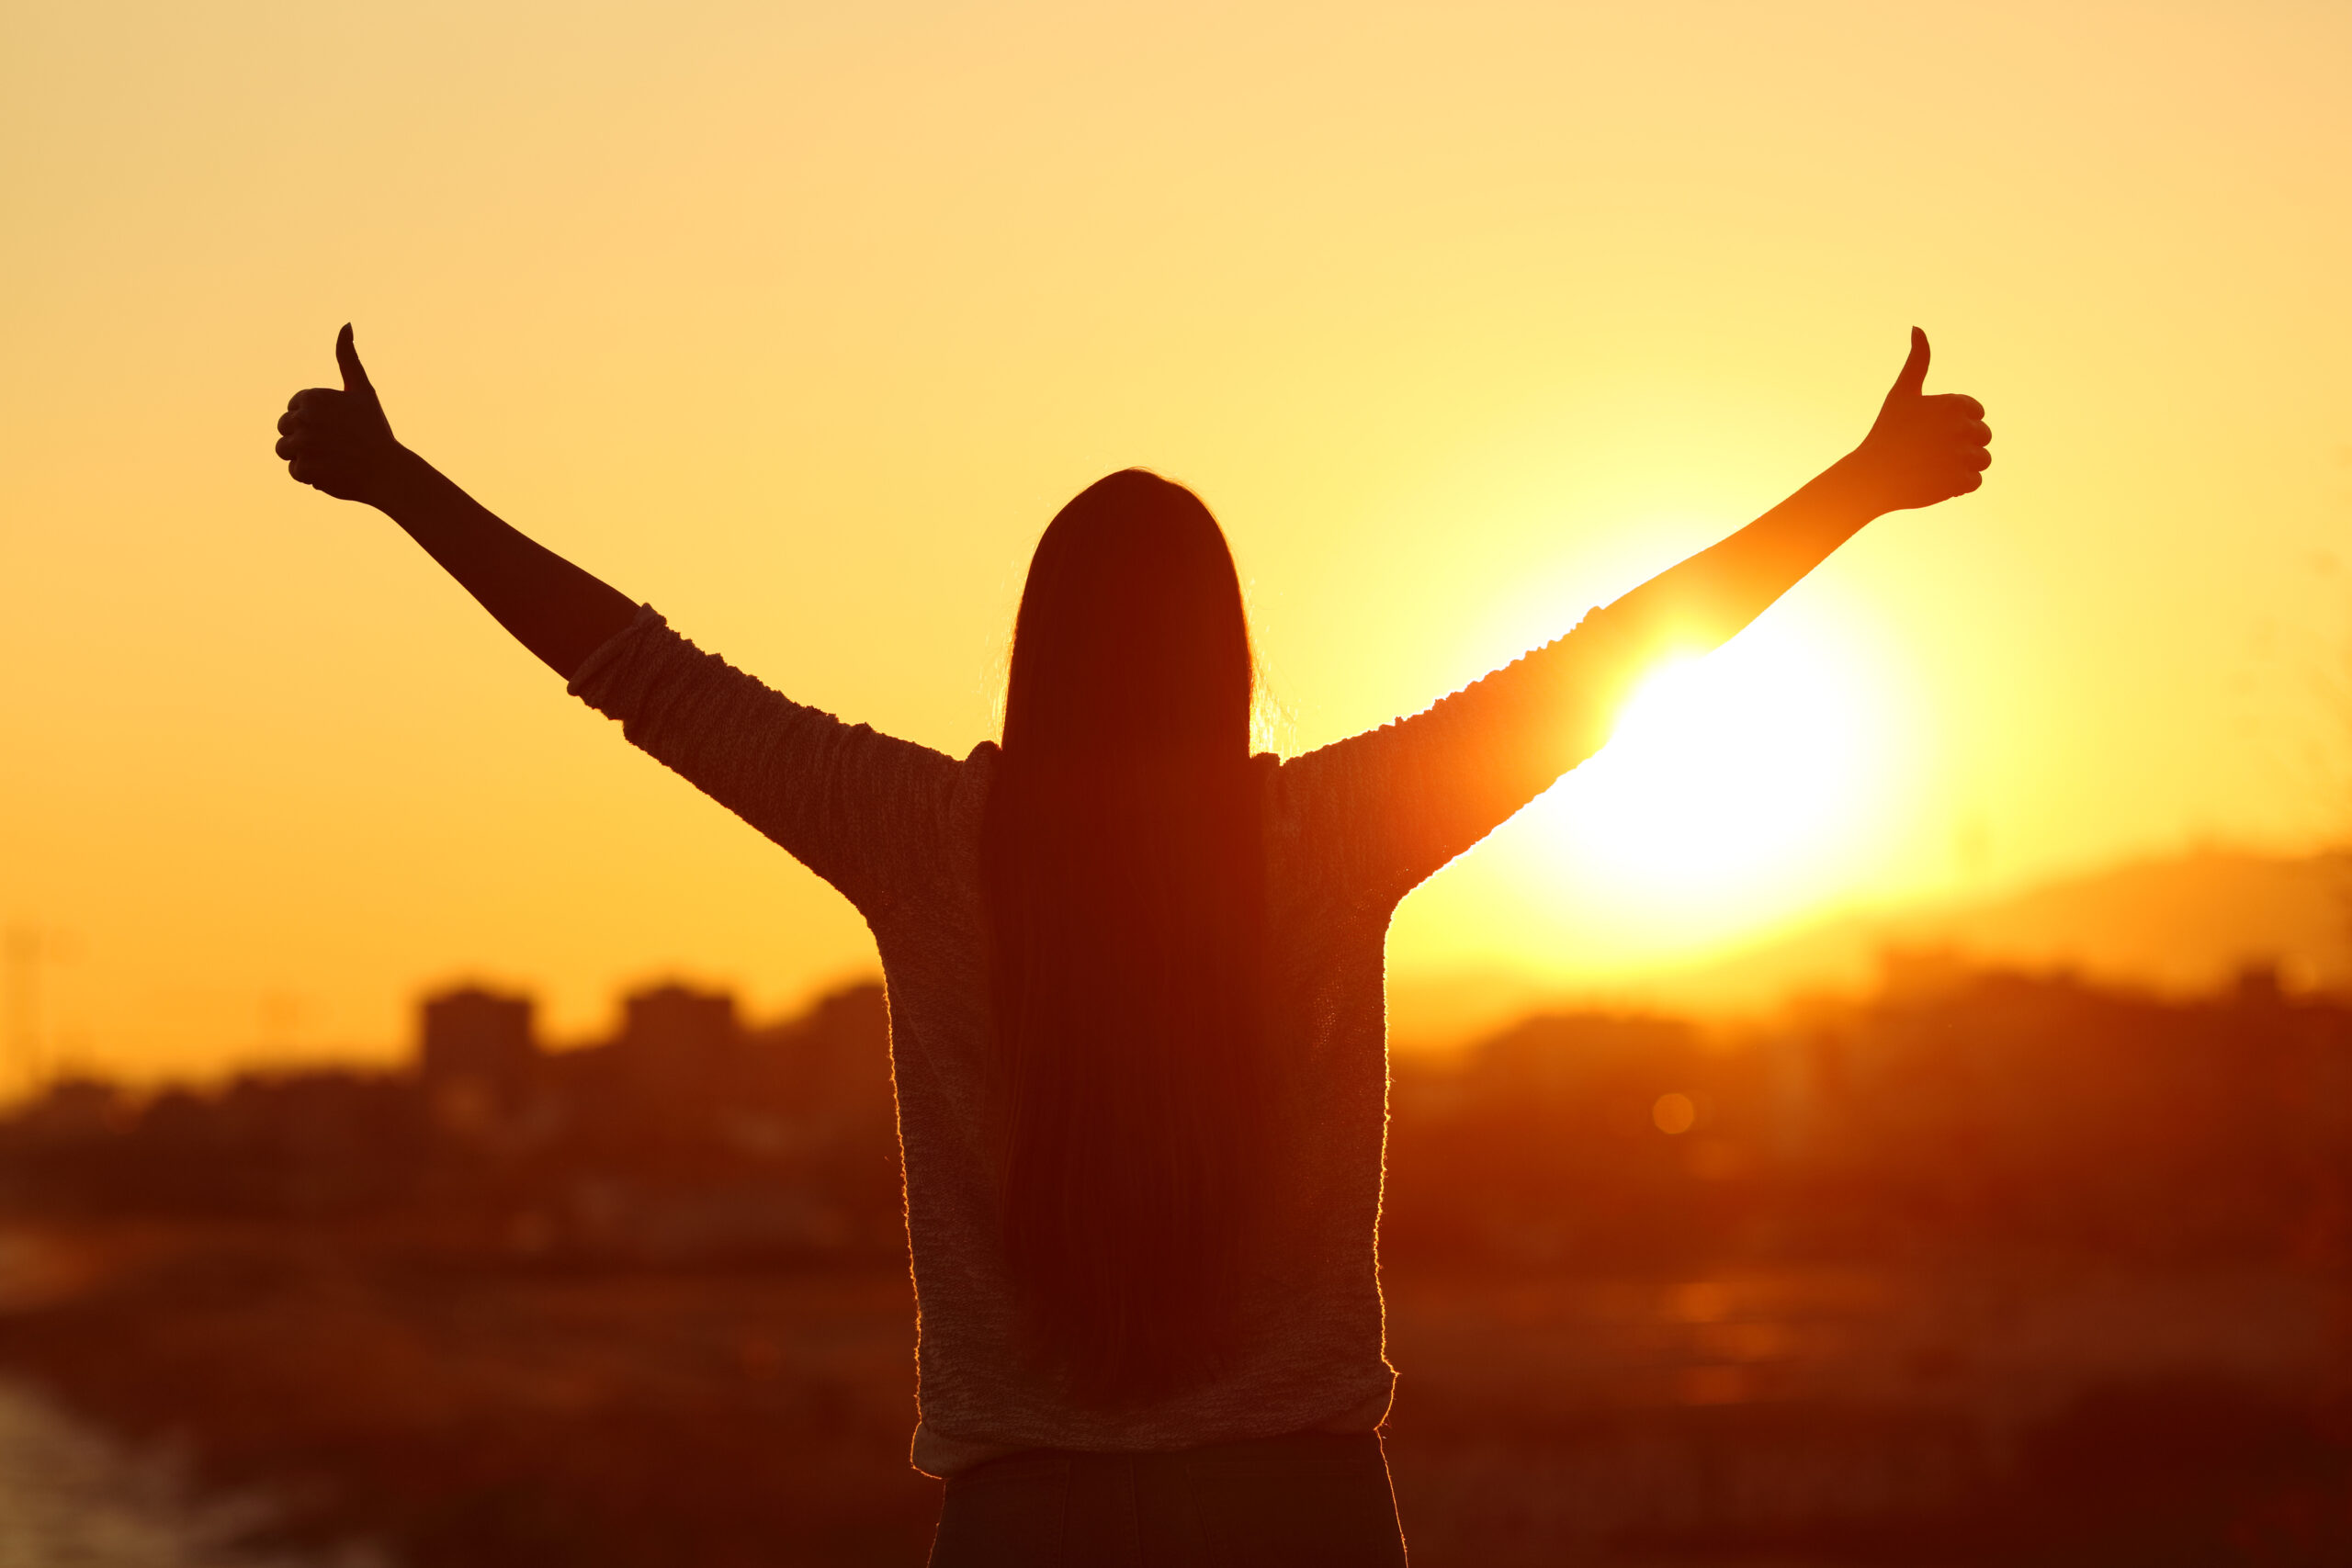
xmin=5 ymin=2 xmax=2348 ymax=1086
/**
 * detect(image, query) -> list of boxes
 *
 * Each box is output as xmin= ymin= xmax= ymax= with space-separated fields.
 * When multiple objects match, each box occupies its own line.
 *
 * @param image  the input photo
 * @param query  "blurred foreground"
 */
xmin=2 ymin=960 xmax=2348 ymax=1564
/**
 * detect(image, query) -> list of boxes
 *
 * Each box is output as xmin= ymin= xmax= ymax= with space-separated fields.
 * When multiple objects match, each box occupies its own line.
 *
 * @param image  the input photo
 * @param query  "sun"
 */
xmin=1524 ymin=612 xmax=1908 ymax=936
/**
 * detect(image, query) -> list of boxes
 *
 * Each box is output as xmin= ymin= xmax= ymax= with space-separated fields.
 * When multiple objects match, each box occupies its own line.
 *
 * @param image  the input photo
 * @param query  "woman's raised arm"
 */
xmin=1600 ymin=327 xmax=1989 ymax=672
xmin=1275 ymin=328 xmax=1991 ymax=907
xmin=274 ymin=325 xmax=638 ymax=679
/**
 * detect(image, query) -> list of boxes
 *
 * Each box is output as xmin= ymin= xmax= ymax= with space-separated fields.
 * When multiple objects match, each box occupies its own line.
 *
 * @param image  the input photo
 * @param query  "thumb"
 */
xmin=335 ymin=322 xmax=376 ymax=399
xmin=1891 ymin=326 xmax=1928 ymax=404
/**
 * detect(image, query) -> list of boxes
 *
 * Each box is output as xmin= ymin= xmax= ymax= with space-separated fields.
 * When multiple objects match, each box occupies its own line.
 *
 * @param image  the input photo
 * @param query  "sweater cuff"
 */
xmin=565 ymin=604 xmax=671 ymax=713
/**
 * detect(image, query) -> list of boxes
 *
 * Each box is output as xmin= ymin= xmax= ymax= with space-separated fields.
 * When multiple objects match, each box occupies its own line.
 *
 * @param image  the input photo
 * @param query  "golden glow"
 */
xmin=1516 ymin=611 xmax=1918 ymax=939
xmin=1575 ymin=635 xmax=1879 ymax=897
xmin=5 ymin=2 xmax=2348 ymax=1082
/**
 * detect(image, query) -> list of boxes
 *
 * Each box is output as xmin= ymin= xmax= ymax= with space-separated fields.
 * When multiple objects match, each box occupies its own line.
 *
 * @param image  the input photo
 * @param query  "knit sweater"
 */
xmin=568 ymin=603 xmax=1631 ymax=1474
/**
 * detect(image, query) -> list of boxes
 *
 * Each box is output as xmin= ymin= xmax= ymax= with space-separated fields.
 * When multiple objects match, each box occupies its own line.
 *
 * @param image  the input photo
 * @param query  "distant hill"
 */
xmin=1390 ymin=848 xmax=2352 ymax=1048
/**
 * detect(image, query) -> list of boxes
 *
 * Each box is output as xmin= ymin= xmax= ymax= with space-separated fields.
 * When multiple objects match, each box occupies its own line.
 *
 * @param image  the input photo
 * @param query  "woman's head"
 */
xmin=1002 ymin=468 xmax=1253 ymax=761
xmin=984 ymin=469 xmax=1271 ymax=1408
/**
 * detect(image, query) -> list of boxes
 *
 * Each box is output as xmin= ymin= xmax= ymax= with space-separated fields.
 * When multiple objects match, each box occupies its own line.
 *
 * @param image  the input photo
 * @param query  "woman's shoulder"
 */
xmin=942 ymin=739 xmax=1001 ymax=832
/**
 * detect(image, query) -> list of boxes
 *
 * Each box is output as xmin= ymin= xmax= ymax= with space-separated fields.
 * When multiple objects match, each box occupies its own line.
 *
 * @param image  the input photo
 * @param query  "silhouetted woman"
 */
xmin=276 ymin=326 xmax=1988 ymax=1563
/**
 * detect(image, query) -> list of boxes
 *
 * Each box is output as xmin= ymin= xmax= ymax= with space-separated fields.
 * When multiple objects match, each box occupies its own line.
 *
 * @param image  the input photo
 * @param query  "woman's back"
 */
xmin=565 ymin=598 xmax=1631 ymax=1472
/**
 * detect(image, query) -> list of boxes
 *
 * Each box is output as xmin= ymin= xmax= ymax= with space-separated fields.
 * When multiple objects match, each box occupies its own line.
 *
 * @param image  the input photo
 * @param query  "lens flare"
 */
xmin=1521 ymin=611 xmax=1910 ymax=943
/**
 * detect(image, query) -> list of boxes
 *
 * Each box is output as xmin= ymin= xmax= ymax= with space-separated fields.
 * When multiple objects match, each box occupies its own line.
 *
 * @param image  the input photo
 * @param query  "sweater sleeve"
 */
xmin=568 ymin=606 xmax=964 ymax=914
xmin=1270 ymin=603 xmax=1644 ymax=912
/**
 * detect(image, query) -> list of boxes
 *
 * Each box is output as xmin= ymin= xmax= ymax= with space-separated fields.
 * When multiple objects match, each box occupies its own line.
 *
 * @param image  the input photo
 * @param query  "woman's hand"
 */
xmin=272 ymin=324 xmax=638 ymax=677
xmin=1587 ymin=326 xmax=1991 ymax=683
xmin=1842 ymin=328 xmax=1993 ymax=513
xmin=276 ymin=324 xmax=406 ymax=507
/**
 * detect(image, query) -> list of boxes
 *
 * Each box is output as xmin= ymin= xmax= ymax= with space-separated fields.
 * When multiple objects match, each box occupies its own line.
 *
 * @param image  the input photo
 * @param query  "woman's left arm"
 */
xmin=275 ymin=324 xmax=639 ymax=680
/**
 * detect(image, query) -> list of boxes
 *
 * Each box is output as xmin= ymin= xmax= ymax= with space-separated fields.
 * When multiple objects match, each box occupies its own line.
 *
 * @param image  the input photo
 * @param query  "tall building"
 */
xmin=619 ymin=984 xmax=741 ymax=1057
xmin=418 ymin=987 xmax=538 ymax=1089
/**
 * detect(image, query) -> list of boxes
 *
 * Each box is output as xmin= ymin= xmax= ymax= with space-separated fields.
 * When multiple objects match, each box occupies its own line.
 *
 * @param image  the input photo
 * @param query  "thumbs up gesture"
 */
xmin=1846 ymin=329 xmax=1992 ymax=513
xmin=276 ymin=324 xmax=405 ymax=505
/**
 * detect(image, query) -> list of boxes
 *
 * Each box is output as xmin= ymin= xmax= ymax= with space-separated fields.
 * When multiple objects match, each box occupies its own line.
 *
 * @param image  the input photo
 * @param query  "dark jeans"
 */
xmin=927 ymin=1430 xmax=1408 ymax=1567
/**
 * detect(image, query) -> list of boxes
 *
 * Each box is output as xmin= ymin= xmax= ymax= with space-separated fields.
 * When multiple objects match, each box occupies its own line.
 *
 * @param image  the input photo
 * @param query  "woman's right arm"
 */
xmin=274 ymin=325 xmax=637 ymax=680
xmin=1279 ymin=329 xmax=1990 ymax=908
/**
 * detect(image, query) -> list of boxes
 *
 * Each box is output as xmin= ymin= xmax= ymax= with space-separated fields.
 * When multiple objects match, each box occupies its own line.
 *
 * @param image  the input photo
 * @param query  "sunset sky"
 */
xmin=5 ymin=1 xmax=2348 ymax=1085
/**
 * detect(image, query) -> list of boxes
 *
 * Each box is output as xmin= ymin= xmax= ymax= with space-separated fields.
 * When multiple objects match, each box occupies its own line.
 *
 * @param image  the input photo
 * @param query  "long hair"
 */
xmin=981 ymin=468 xmax=1269 ymax=1406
